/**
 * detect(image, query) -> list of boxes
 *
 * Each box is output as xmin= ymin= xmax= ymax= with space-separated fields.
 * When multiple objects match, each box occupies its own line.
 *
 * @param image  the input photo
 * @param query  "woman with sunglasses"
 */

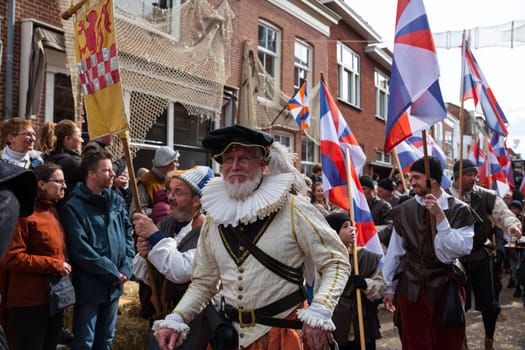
xmin=0 ymin=117 xmax=43 ymax=169
xmin=1 ymin=163 xmax=72 ymax=350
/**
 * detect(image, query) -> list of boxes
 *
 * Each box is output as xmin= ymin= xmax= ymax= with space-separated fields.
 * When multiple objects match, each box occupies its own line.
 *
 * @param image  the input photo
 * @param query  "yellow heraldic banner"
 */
xmin=74 ymin=0 xmax=128 ymax=138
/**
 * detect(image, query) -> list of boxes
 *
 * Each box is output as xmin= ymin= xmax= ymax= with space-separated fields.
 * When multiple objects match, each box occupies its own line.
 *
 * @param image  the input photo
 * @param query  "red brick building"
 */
xmin=0 ymin=0 xmax=393 ymax=176
xmin=323 ymin=0 xmax=392 ymax=178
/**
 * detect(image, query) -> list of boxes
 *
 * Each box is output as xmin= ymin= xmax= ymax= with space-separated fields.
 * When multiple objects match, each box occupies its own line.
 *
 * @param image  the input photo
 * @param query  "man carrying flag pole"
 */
xmin=383 ymin=0 xmax=448 ymax=240
xmin=383 ymin=157 xmax=479 ymax=349
xmin=381 ymin=1 xmax=479 ymax=349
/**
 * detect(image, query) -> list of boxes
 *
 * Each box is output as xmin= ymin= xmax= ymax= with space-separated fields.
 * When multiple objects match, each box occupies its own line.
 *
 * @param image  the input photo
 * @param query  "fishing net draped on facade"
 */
xmin=58 ymin=0 xmax=233 ymax=153
xmin=240 ymin=40 xmax=320 ymax=143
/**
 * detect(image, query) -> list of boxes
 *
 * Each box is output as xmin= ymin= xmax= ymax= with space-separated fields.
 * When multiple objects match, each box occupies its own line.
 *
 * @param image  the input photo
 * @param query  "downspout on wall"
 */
xmin=5 ymin=0 xmax=16 ymax=119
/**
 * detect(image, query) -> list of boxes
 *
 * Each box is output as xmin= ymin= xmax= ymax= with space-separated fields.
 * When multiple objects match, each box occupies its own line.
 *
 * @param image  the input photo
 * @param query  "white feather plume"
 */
xmin=267 ymin=142 xmax=308 ymax=196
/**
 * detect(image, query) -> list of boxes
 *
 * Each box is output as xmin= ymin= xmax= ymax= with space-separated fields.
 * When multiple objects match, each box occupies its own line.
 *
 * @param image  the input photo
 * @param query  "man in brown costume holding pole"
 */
xmin=448 ymin=159 xmax=522 ymax=349
xmin=382 ymin=157 xmax=479 ymax=349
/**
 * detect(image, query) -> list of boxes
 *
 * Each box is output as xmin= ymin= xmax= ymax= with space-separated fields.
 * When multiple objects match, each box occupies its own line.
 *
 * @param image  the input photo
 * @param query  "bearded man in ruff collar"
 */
xmin=152 ymin=125 xmax=350 ymax=350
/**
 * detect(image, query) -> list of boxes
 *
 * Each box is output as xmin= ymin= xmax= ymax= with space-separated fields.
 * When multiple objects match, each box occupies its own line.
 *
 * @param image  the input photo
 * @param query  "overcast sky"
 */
xmin=346 ymin=0 xmax=525 ymax=156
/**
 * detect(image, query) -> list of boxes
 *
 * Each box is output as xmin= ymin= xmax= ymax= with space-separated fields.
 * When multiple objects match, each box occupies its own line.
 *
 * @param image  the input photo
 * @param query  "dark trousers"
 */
xmin=8 ymin=305 xmax=62 ymax=350
xmin=398 ymin=289 xmax=465 ymax=350
xmin=465 ymin=258 xmax=500 ymax=338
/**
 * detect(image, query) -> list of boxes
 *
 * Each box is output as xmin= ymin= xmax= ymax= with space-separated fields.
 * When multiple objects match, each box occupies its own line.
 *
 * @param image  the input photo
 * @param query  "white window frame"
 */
xmin=301 ymin=137 xmax=318 ymax=174
xmin=273 ymin=133 xmax=293 ymax=152
xmin=375 ymin=150 xmax=392 ymax=165
xmin=444 ymin=130 xmax=453 ymax=157
xmin=44 ymin=64 xmax=69 ymax=123
xmin=375 ymin=70 xmax=389 ymax=120
xmin=128 ymin=98 xmax=174 ymax=150
xmin=258 ymin=21 xmax=281 ymax=99
xmin=434 ymin=122 xmax=443 ymax=146
xmin=337 ymin=42 xmax=360 ymax=107
xmin=294 ymin=40 xmax=312 ymax=90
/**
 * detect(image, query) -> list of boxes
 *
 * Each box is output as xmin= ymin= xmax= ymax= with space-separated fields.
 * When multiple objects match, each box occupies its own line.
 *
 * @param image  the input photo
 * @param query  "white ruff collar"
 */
xmin=201 ymin=173 xmax=293 ymax=227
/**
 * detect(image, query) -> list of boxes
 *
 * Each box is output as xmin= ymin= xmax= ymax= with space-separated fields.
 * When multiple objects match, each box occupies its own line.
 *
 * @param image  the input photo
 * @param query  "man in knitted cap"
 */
xmin=376 ymin=178 xmax=401 ymax=207
xmin=447 ymin=159 xmax=522 ymax=350
xmin=133 ymin=165 xmax=214 ymax=350
xmin=152 ymin=124 xmax=349 ymax=350
xmin=382 ymin=156 xmax=479 ymax=349
xmin=131 ymin=146 xmax=180 ymax=216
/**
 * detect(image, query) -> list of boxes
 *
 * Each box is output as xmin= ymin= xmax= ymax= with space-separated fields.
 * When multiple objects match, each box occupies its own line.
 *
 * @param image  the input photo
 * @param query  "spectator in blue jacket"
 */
xmin=61 ymin=149 xmax=135 ymax=350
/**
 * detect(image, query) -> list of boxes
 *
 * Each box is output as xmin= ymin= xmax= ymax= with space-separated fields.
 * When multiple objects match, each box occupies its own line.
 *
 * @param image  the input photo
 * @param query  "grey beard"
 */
xmin=224 ymin=171 xmax=263 ymax=200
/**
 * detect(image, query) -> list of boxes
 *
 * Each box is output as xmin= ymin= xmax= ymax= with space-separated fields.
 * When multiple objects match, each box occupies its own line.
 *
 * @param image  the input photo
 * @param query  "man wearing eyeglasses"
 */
xmin=132 ymin=165 xmax=213 ymax=350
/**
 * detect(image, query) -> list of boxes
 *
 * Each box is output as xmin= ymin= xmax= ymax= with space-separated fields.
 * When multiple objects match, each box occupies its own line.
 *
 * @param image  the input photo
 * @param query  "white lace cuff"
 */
xmin=296 ymin=302 xmax=336 ymax=331
xmin=151 ymin=313 xmax=190 ymax=346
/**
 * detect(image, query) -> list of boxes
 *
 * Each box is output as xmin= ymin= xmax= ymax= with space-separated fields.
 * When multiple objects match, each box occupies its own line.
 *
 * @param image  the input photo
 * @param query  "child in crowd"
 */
xmin=326 ymin=212 xmax=385 ymax=350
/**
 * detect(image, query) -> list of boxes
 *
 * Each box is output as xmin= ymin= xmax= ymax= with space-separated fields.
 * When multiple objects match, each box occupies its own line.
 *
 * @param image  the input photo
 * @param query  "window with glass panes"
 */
xmin=337 ymin=42 xmax=360 ymax=107
xmin=294 ymin=40 xmax=311 ymax=90
xmin=301 ymin=137 xmax=317 ymax=175
xmin=258 ymin=21 xmax=280 ymax=96
xmin=274 ymin=134 xmax=291 ymax=149
xmin=375 ymin=70 xmax=389 ymax=120
xmin=128 ymin=93 xmax=211 ymax=171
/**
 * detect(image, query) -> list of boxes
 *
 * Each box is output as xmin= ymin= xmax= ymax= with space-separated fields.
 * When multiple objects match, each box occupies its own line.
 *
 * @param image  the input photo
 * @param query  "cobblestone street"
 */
xmin=376 ymin=273 xmax=525 ymax=349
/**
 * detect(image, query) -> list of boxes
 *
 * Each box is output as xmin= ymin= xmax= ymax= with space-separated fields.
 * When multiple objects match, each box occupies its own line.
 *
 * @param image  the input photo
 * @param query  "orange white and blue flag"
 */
xmin=384 ymin=0 xmax=447 ymax=152
xmin=288 ymin=81 xmax=310 ymax=130
xmin=319 ymin=77 xmax=382 ymax=256
xmin=74 ymin=0 xmax=128 ymax=138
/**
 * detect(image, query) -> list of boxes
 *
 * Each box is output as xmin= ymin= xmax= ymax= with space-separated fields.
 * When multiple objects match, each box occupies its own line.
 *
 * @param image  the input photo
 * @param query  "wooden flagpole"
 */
xmin=458 ymin=30 xmax=469 ymax=201
xmin=270 ymin=80 xmax=306 ymax=126
xmin=344 ymin=148 xmax=366 ymax=350
xmin=61 ymin=0 xmax=164 ymax=317
xmin=392 ymin=149 xmax=408 ymax=195
xmin=484 ymin=137 xmax=499 ymax=257
xmin=485 ymin=137 xmax=492 ymax=190
xmin=121 ymin=134 xmax=164 ymax=318
xmin=61 ymin=0 xmax=91 ymax=19
xmin=422 ymin=130 xmax=436 ymax=240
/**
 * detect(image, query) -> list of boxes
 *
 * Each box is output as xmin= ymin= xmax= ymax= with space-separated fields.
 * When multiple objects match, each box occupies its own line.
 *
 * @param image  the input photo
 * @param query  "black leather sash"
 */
xmin=219 ymin=218 xmax=306 ymax=329
xmin=220 ymin=223 xmax=303 ymax=285
xmin=224 ymin=288 xmax=305 ymax=329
